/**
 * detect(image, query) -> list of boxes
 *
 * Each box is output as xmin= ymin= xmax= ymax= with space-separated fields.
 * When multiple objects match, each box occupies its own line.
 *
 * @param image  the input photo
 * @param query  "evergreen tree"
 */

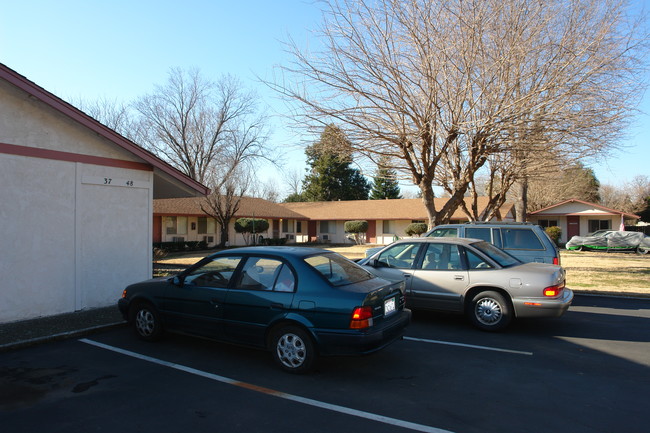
xmin=302 ymin=125 xmax=370 ymax=201
xmin=370 ymin=157 xmax=402 ymax=199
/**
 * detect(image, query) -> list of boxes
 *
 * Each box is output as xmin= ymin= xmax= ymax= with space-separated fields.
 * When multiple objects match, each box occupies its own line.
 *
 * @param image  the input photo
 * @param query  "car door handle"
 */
xmin=454 ymin=275 xmax=464 ymax=281
xmin=271 ymin=303 xmax=284 ymax=309
xmin=210 ymin=299 xmax=220 ymax=307
xmin=403 ymin=274 xmax=411 ymax=278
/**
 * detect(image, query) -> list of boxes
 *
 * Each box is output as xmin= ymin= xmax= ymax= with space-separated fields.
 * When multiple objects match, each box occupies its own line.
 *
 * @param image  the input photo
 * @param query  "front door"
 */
xmin=164 ymin=255 xmax=243 ymax=337
xmin=567 ymin=216 xmax=580 ymax=239
xmin=408 ymin=242 xmax=467 ymax=312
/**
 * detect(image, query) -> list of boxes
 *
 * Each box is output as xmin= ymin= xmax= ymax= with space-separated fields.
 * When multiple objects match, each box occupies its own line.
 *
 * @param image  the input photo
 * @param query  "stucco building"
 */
xmin=0 ymin=64 xmax=208 ymax=323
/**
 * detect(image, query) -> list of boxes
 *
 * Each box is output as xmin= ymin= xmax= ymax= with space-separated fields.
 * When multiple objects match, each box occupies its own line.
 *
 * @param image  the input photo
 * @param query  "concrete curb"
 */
xmin=0 ymin=321 xmax=127 ymax=353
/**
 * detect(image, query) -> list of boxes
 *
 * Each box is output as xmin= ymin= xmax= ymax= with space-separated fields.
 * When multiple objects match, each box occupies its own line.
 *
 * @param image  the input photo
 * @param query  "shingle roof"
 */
xmin=155 ymin=196 xmax=514 ymax=221
xmin=154 ymin=196 xmax=307 ymax=219
xmin=279 ymin=197 xmax=513 ymax=221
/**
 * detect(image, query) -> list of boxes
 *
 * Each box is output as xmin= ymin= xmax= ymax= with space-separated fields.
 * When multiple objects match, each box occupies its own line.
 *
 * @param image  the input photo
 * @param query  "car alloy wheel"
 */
xmin=468 ymin=291 xmax=511 ymax=331
xmin=271 ymin=326 xmax=315 ymax=373
xmin=130 ymin=303 xmax=163 ymax=341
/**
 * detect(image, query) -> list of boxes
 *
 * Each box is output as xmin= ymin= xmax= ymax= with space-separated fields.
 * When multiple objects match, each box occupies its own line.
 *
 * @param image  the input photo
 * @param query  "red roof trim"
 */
xmin=0 ymin=142 xmax=153 ymax=171
xmin=0 ymin=63 xmax=209 ymax=196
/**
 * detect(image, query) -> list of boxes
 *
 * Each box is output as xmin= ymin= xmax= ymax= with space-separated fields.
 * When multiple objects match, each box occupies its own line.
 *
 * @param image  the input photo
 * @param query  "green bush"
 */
xmin=263 ymin=237 xmax=288 ymax=246
xmin=234 ymin=218 xmax=270 ymax=233
xmin=153 ymin=241 xmax=207 ymax=252
xmin=235 ymin=218 xmax=270 ymax=245
xmin=344 ymin=220 xmax=369 ymax=233
xmin=344 ymin=220 xmax=369 ymax=245
xmin=405 ymin=223 xmax=428 ymax=236
xmin=545 ymin=226 xmax=562 ymax=245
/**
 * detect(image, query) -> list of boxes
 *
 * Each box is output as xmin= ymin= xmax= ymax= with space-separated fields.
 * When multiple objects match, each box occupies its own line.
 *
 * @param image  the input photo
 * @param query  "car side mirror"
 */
xmin=172 ymin=276 xmax=185 ymax=286
xmin=372 ymin=259 xmax=387 ymax=268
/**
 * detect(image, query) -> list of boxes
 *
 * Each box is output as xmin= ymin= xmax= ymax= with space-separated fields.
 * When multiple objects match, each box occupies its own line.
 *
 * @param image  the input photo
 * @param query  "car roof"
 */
xmin=434 ymin=221 xmax=535 ymax=227
xmin=211 ymin=246 xmax=332 ymax=258
xmin=390 ymin=237 xmax=481 ymax=246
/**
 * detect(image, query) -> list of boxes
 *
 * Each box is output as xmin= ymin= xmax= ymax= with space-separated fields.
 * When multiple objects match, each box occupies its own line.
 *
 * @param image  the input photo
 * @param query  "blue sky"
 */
xmin=2 ymin=0 xmax=648 ymax=196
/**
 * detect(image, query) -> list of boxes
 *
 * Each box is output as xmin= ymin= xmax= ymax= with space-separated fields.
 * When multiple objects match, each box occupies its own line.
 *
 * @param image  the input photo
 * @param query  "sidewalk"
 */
xmin=0 ymin=306 xmax=126 ymax=352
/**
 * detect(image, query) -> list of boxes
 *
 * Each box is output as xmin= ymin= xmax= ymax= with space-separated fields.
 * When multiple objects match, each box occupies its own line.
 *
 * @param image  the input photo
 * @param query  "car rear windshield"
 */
xmin=471 ymin=241 xmax=520 ymax=268
xmin=305 ymin=253 xmax=374 ymax=287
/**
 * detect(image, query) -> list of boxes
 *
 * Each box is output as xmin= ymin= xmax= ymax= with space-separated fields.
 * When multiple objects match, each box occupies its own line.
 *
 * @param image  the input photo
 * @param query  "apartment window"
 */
xmin=588 ymin=219 xmax=611 ymax=232
xmin=166 ymin=216 xmax=187 ymax=235
xmin=197 ymin=217 xmax=216 ymax=234
xmin=383 ymin=220 xmax=395 ymax=234
xmin=538 ymin=219 xmax=558 ymax=228
xmin=296 ymin=221 xmax=303 ymax=233
xmin=320 ymin=221 xmax=336 ymax=233
xmin=282 ymin=219 xmax=294 ymax=233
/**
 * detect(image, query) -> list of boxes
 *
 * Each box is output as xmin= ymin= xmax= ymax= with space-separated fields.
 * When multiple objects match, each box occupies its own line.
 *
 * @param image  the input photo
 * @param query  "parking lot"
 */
xmin=1 ymin=295 xmax=649 ymax=433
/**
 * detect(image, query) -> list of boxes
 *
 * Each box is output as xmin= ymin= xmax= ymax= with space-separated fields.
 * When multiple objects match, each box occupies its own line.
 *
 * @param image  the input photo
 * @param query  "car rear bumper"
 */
xmin=313 ymin=309 xmax=412 ymax=356
xmin=512 ymin=288 xmax=574 ymax=318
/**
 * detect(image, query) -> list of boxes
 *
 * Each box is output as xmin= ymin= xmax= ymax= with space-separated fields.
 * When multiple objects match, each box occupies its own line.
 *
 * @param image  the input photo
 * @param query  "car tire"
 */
xmin=468 ymin=291 xmax=512 ymax=332
xmin=130 ymin=302 xmax=163 ymax=341
xmin=270 ymin=325 xmax=315 ymax=374
xmin=636 ymin=247 xmax=649 ymax=255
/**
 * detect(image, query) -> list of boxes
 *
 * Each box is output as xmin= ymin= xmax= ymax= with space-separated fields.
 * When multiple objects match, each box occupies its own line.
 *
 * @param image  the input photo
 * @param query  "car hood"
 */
xmin=126 ymin=276 xmax=170 ymax=290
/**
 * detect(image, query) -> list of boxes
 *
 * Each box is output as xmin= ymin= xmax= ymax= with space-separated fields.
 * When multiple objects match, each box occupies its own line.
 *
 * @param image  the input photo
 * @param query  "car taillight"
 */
xmin=543 ymin=281 xmax=565 ymax=297
xmin=553 ymin=257 xmax=559 ymax=265
xmin=122 ymin=289 xmax=127 ymax=298
xmin=350 ymin=306 xmax=373 ymax=329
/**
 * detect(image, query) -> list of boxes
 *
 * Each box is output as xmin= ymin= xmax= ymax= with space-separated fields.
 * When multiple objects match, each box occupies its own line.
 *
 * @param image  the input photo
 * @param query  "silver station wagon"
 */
xmin=359 ymin=238 xmax=573 ymax=331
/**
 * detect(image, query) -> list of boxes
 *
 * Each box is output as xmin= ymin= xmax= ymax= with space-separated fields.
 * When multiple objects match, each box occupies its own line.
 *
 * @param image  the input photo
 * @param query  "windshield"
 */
xmin=305 ymin=253 xmax=374 ymax=286
xmin=471 ymin=241 xmax=520 ymax=268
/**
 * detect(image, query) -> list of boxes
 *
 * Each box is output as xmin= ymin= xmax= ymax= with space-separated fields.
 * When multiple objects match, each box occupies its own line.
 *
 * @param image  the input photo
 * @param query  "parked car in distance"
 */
xmin=424 ymin=222 xmax=561 ymax=265
xmin=118 ymin=246 xmax=411 ymax=373
xmin=566 ymin=231 xmax=650 ymax=254
xmin=359 ymin=238 xmax=573 ymax=331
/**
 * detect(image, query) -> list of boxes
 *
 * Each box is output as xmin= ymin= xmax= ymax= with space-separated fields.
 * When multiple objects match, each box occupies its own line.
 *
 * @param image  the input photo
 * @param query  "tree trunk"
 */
xmin=513 ymin=178 xmax=528 ymax=222
xmin=419 ymin=181 xmax=438 ymax=228
xmin=218 ymin=217 xmax=231 ymax=247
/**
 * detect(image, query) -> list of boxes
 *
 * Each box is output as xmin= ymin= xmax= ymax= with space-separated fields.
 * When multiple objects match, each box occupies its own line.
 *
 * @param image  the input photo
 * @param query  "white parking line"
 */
xmin=403 ymin=336 xmax=533 ymax=356
xmin=79 ymin=338 xmax=454 ymax=433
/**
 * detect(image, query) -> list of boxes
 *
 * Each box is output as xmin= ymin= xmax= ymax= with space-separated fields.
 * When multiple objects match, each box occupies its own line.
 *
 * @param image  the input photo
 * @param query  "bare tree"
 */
xmin=72 ymin=96 xmax=136 ymax=139
xmin=600 ymin=175 xmax=650 ymax=214
xmin=285 ymin=168 xmax=305 ymax=197
xmin=133 ymin=67 xmax=272 ymax=246
xmin=269 ymin=0 xmax=647 ymax=225
xmin=201 ymin=164 xmax=253 ymax=247
xmin=250 ymin=179 xmax=282 ymax=202
xmin=133 ymin=67 xmax=270 ymax=185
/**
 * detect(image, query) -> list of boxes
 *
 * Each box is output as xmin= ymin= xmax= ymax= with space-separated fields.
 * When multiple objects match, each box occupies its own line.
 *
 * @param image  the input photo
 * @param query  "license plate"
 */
xmin=384 ymin=297 xmax=396 ymax=316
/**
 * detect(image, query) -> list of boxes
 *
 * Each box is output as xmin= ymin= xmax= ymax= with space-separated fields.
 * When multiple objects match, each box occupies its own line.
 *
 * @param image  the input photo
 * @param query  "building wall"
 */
xmin=158 ymin=216 xmax=308 ymax=246
xmin=0 ymin=81 xmax=153 ymax=323
xmin=528 ymin=215 xmax=620 ymax=243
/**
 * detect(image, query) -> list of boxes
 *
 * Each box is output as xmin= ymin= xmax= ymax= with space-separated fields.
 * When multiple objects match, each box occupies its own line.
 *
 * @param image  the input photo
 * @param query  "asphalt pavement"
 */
xmin=1 ymin=290 xmax=646 ymax=353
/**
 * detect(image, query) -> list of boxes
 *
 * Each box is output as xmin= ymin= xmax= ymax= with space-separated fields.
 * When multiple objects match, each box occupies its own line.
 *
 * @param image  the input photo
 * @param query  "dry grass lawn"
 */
xmin=157 ymin=244 xmax=650 ymax=297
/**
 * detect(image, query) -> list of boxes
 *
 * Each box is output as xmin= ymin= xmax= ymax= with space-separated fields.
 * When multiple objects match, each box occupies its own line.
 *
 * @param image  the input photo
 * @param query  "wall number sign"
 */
xmin=82 ymin=176 xmax=147 ymax=189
